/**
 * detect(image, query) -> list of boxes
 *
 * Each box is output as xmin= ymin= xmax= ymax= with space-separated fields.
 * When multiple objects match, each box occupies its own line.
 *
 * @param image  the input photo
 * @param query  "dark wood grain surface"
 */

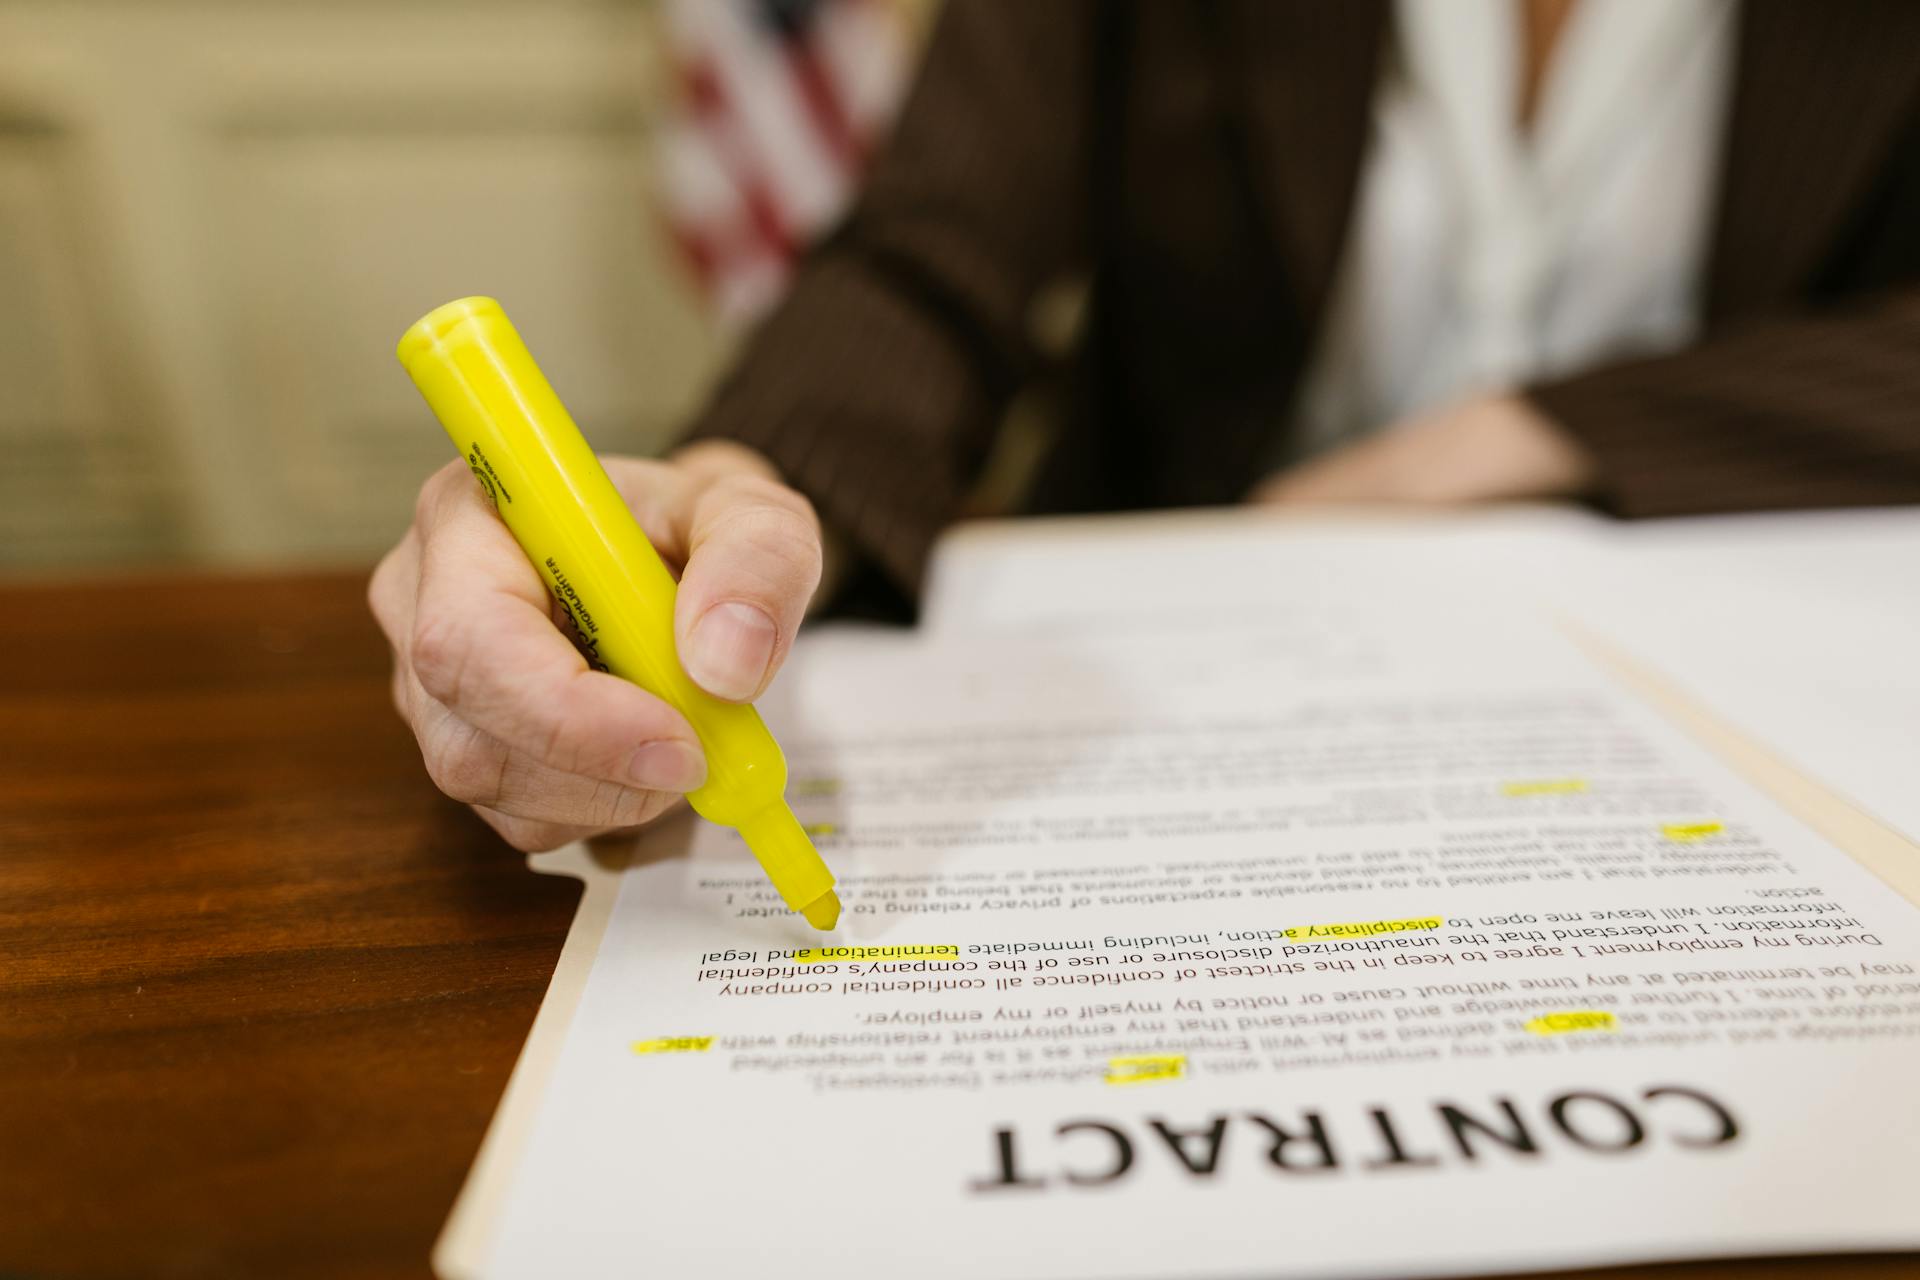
xmin=0 ymin=572 xmax=580 ymax=1280
xmin=0 ymin=571 xmax=1911 ymax=1280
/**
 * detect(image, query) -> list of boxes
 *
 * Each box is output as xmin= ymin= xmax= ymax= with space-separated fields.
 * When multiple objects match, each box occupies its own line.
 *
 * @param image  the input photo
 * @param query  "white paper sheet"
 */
xmin=1559 ymin=508 xmax=1920 ymax=842
xmin=925 ymin=506 xmax=1920 ymax=843
xmin=465 ymin=540 xmax=1920 ymax=1279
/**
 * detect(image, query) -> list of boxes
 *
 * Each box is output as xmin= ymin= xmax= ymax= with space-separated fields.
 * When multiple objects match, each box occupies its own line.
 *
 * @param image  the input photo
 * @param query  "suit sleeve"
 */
xmin=678 ymin=2 xmax=1099 ymax=599
xmin=1526 ymin=99 xmax=1920 ymax=519
xmin=1527 ymin=287 xmax=1920 ymax=518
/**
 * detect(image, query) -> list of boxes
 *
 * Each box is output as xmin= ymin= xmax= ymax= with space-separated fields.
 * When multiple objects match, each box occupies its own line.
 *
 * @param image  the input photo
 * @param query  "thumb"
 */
xmin=671 ymin=471 xmax=824 ymax=702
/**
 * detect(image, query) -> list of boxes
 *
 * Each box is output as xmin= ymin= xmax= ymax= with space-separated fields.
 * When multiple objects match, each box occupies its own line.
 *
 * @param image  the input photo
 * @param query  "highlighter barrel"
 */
xmin=396 ymin=296 xmax=838 ymax=930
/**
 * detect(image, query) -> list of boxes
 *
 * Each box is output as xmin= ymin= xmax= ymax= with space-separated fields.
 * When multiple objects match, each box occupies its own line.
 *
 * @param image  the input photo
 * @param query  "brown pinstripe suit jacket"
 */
xmin=685 ymin=1 xmax=1920 ymax=610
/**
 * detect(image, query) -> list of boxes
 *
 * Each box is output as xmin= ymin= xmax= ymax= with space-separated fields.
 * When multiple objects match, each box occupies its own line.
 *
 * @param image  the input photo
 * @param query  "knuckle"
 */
xmin=706 ymin=500 xmax=824 ymax=588
xmin=588 ymin=780 xmax=678 ymax=830
xmin=524 ymin=692 xmax=640 ymax=784
xmin=408 ymin=610 xmax=469 ymax=705
xmin=415 ymin=458 xmax=469 ymax=528
xmin=366 ymin=557 xmax=395 ymax=629
xmin=710 ymin=472 xmax=816 ymax=523
xmin=366 ymin=538 xmax=418 ymax=642
xmin=625 ymin=487 xmax=685 ymax=552
xmin=606 ymin=454 xmax=677 ymax=491
xmin=422 ymin=726 xmax=506 ymax=808
xmin=632 ymin=788 xmax=682 ymax=826
xmin=413 ymin=471 xmax=444 ymax=531
xmin=535 ymin=701 xmax=592 ymax=777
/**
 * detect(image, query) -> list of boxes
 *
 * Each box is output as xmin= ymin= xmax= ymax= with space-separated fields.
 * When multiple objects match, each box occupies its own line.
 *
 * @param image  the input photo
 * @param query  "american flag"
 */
xmin=656 ymin=0 xmax=911 ymax=326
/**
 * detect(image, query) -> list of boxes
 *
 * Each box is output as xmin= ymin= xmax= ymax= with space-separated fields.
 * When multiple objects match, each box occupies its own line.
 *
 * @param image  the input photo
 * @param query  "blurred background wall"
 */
xmin=0 ymin=0 xmax=924 ymax=576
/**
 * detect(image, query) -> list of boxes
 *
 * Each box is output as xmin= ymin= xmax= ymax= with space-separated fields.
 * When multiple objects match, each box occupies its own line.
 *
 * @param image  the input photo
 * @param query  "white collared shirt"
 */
xmin=1286 ymin=0 xmax=1737 ymax=462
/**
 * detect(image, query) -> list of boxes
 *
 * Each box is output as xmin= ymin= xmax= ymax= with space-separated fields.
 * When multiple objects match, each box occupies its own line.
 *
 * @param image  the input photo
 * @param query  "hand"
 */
xmin=1249 ymin=394 xmax=1594 ymax=507
xmin=368 ymin=440 xmax=824 ymax=852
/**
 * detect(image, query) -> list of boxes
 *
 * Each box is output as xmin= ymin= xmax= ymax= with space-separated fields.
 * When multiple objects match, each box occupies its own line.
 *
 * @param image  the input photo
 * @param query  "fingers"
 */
xmin=602 ymin=455 xmax=694 ymax=565
xmin=407 ymin=462 xmax=708 ymax=787
xmin=410 ymin=696 xmax=684 ymax=832
xmin=603 ymin=449 xmax=823 ymax=703
xmin=367 ymin=524 xmax=422 ymax=659
xmin=666 ymin=469 xmax=824 ymax=702
xmin=370 ymin=446 xmax=818 ymax=853
xmin=369 ymin=460 xmax=709 ymax=850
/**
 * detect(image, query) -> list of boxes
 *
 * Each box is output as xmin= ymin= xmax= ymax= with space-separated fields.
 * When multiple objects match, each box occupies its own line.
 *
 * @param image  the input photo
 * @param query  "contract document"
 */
xmin=442 ymin=517 xmax=1920 ymax=1280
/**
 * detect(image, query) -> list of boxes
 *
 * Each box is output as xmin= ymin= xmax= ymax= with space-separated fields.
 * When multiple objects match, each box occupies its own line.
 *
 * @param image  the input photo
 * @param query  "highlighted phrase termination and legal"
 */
xmin=792 ymin=945 xmax=960 ymax=964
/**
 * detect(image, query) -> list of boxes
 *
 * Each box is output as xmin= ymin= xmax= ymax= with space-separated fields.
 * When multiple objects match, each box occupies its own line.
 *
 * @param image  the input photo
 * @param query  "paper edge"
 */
xmin=431 ymin=841 xmax=628 ymax=1280
xmin=431 ymin=628 xmax=1920 ymax=1280
xmin=1573 ymin=629 xmax=1920 ymax=908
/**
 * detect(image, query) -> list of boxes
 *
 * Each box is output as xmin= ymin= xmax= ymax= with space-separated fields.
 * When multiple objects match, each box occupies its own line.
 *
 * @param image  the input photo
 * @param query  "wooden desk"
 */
xmin=0 ymin=572 xmax=578 ymax=1279
xmin=0 ymin=572 xmax=1911 ymax=1279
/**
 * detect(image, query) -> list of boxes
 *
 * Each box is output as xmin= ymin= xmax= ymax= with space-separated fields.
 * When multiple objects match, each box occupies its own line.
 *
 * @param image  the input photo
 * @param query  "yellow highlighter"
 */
xmin=396 ymin=296 xmax=840 ymax=931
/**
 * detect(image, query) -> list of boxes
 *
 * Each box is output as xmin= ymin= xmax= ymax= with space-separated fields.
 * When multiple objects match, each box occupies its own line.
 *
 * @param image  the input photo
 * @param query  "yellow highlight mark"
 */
xmin=1503 ymin=778 xmax=1588 ymax=796
xmin=631 ymin=1036 xmax=715 ymax=1055
xmin=792 ymin=945 xmax=959 ymax=964
xmin=802 ymin=822 xmax=838 ymax=837
xmin=1525 ymin=1011 xmax=1618 ymax=1036
xmin=793 ymin=778 xmax=842 ymax=797
xmin=1662 ymin=822 xmax=1725 ymax=842
xmin=1280 ymin=916 xmax=1442 ymax=941
xmin=1106 ymin=1055 xmax=1186 ymax=1086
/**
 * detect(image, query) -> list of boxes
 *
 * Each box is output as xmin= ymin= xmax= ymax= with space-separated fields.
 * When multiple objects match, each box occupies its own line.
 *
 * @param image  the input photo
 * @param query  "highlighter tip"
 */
xmin=800 ymin=890 xmax=842 ymax=932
